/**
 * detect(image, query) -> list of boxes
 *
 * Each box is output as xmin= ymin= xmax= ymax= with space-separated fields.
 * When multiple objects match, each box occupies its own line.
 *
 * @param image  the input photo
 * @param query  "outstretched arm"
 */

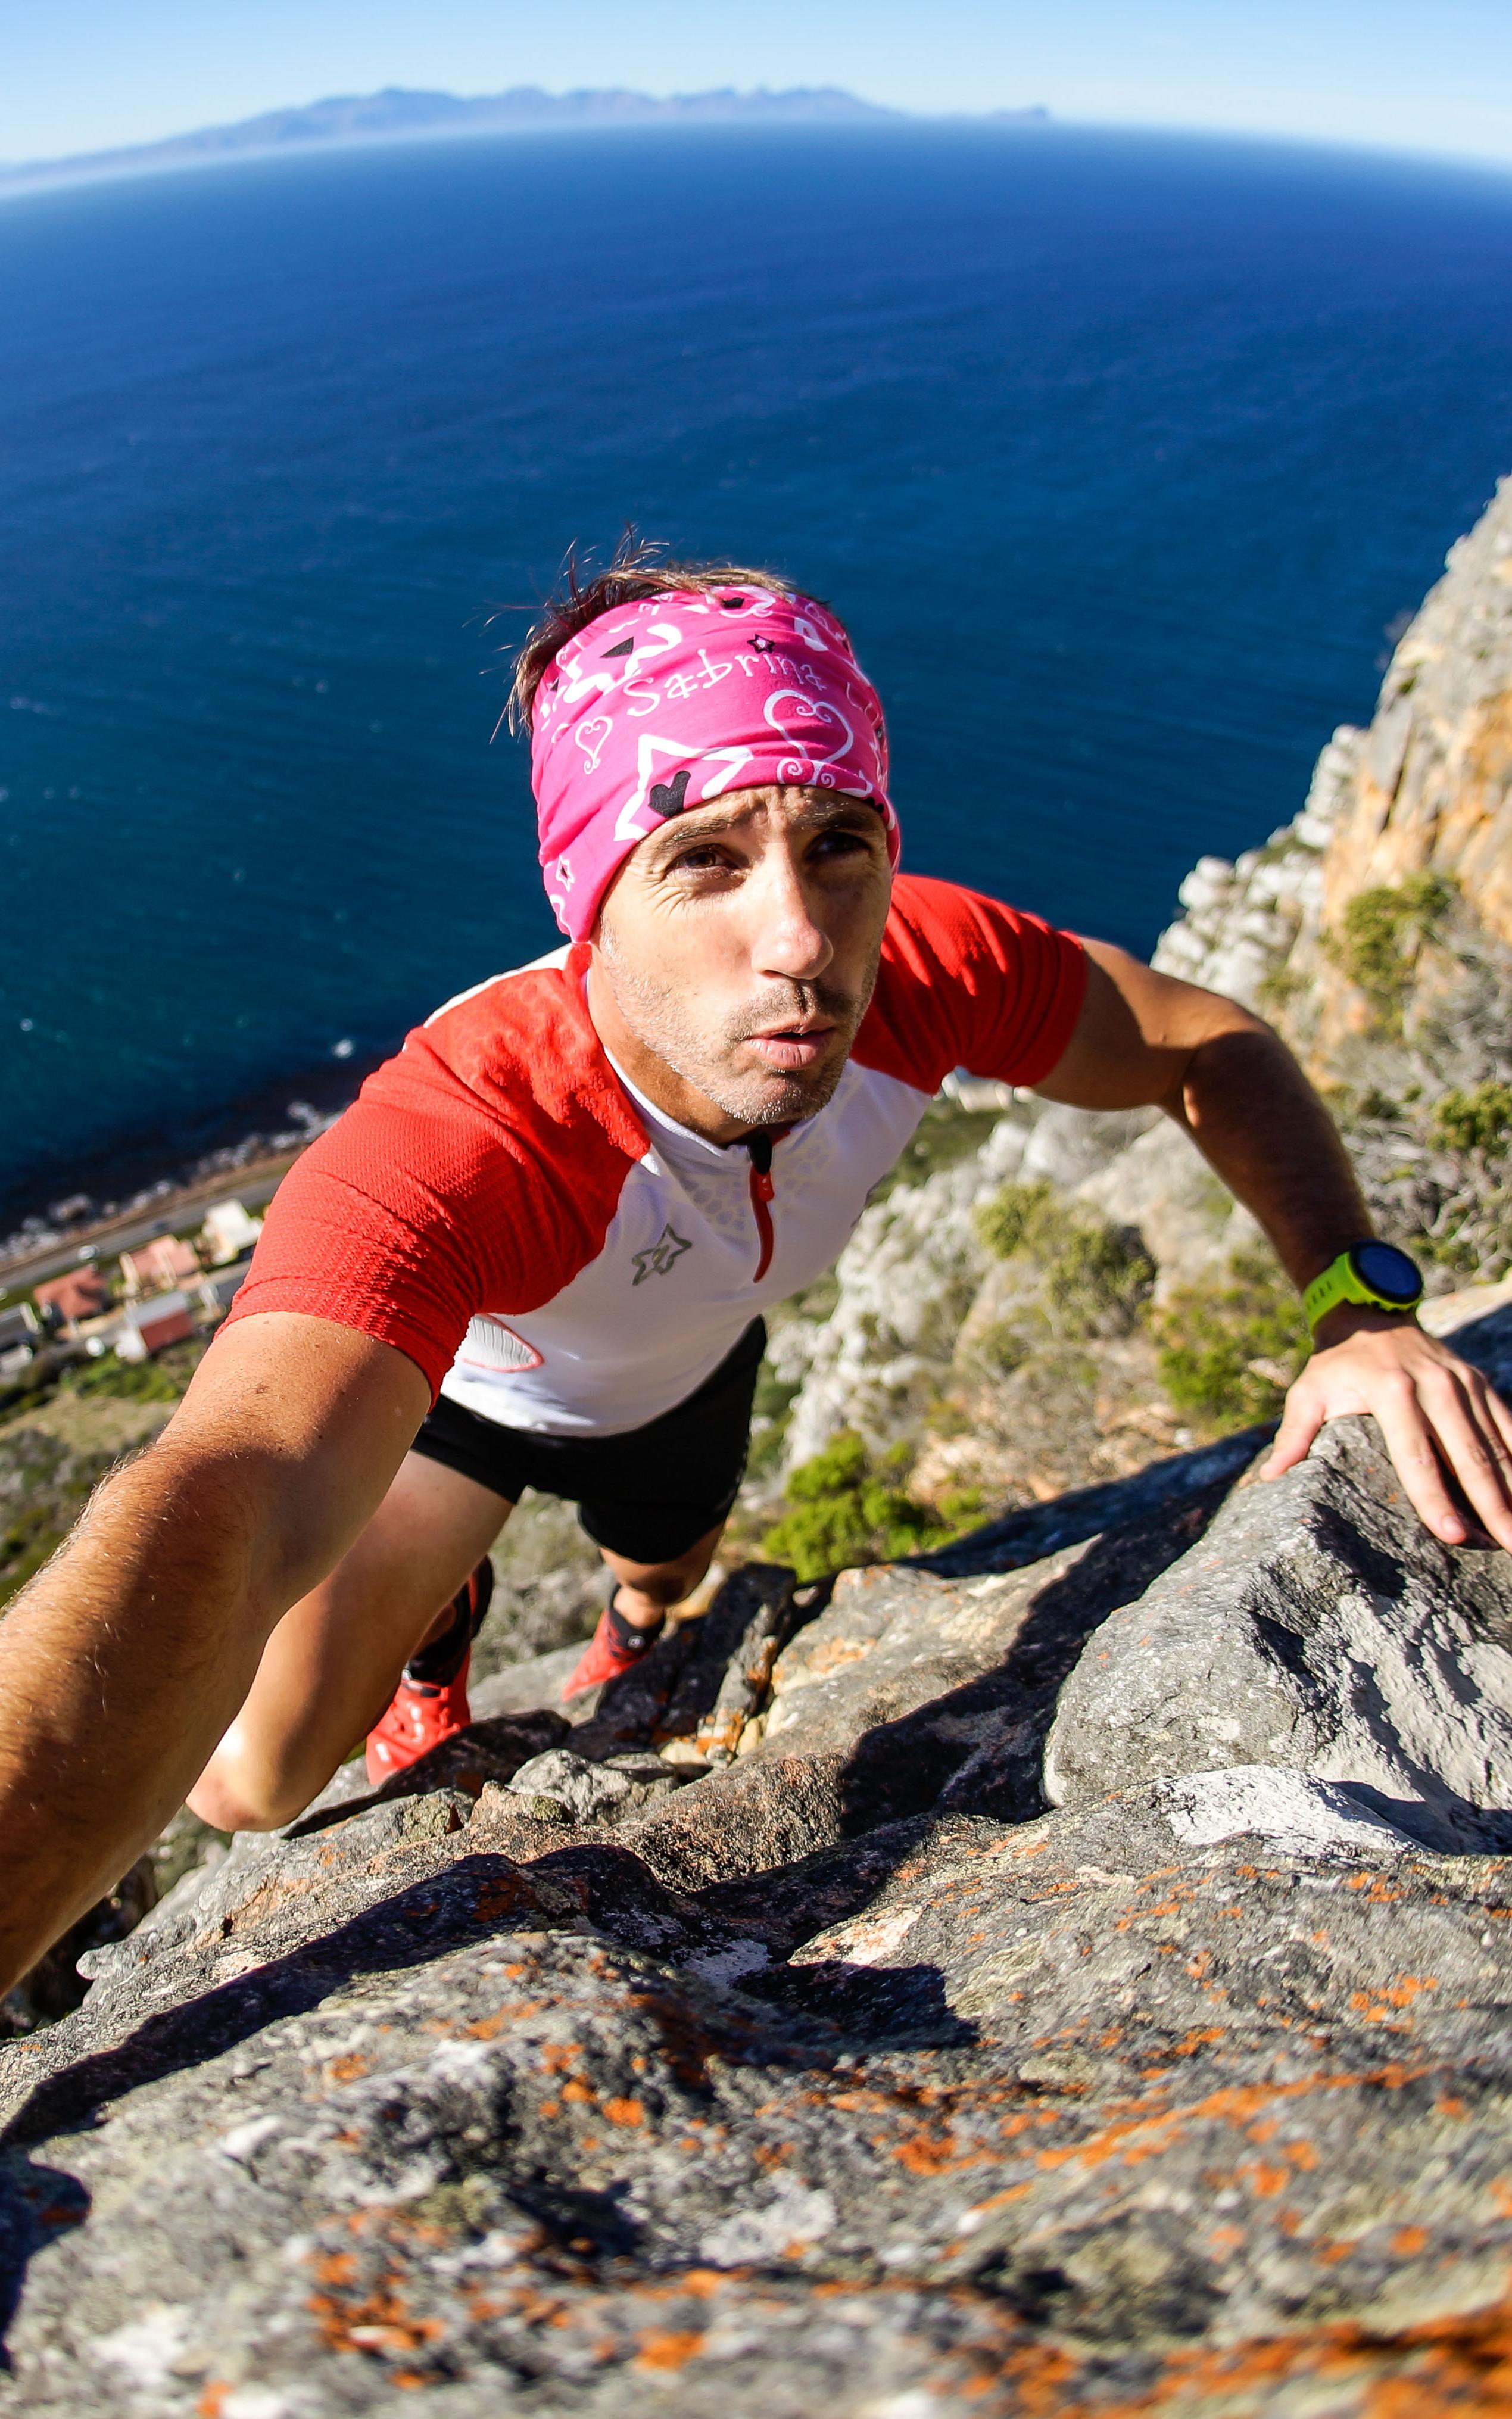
xmin=0 ymin=1313 xmax=429 ymax=1996
xmin=1037 ymin=940 xmax=1512 ymax=1550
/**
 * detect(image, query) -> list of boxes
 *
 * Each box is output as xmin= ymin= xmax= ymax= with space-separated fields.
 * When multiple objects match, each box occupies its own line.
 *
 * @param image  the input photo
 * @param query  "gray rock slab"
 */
xmin=470 ymin=1643 xmax=589 ymax=1721
xmin=19 ymin=1453 xmax=1512 ymax=2412
xmin=693 ymin=1810 xmax=994 ymax=1959
xmin=1045 ymin=1415 xmax=1512 ymax=1850
xmin=283 ymin=1709 xmax=571 ymax=1838
xmin=1438 ymin=1297 xmax=1512 ymax=1399
xmin=764 ymin=1557 xmax=1070 ymax=1749
xmin=11 ymin=1790 xmax=1512 ymax=2412
xmin=755 ymin=1473 xmax=1237 ymax=1831
xmin=616 ymin=1751 xmax=850 ymax=1893
xmin=504 ymin=1748 xmax=681 ymax=1827
xmin=89 ymin=1710 xmax=576 ymax=1988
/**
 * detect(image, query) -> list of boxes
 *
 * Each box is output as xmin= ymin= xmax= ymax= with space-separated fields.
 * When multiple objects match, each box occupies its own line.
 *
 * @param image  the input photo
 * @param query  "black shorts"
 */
xmin=410 ymin=1317 xmax=765 ymax=1567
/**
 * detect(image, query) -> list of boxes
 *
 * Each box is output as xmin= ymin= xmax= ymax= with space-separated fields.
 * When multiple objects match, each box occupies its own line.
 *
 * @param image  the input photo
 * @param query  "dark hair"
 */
xmin=507 ymin=532 xmax=838 ymax=733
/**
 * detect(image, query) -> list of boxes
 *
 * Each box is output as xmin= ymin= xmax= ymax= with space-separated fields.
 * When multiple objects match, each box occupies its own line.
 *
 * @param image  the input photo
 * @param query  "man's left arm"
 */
xmin=1036 ymin=939 xmax=1512 ymax=1550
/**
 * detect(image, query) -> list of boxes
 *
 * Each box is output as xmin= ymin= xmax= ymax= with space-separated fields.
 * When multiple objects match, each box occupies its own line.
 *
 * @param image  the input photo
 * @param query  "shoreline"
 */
xmin=0 ymin=1148 xmax=309 ymax=1296
xmin=0 ymin=1049 xmax=384 ymax=1289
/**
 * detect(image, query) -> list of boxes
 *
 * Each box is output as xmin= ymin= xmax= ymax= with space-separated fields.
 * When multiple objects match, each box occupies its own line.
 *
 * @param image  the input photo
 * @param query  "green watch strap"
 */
xmin=1303 ymin=1245 xmax=1422 ymax=1334
xmin=1303 ymin=1255 xmax=1363 ymax=1331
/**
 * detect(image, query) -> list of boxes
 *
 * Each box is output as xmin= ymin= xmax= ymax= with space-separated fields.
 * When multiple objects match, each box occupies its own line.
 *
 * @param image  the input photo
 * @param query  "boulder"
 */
xmin=1045 ymin=1414 xmax=1512 ymax=1849
xmin=8 ymin=1775 xmax=1512 ymax=2414
xmin=470 ymin=1643 xmax=588 ymax=1720
xmin=504 ymin=1747 xmax=681 ymax=1826
xmin=12 ymin=1424 xmax=1512 ymax=2411
xmin=753 ymin=1451 xmax=1244 ymax=1830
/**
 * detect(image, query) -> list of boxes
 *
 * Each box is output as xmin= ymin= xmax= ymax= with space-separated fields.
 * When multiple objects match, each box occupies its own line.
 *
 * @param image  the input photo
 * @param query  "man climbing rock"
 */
xmin=2 ymin=546 xmax=1510 ymax=1997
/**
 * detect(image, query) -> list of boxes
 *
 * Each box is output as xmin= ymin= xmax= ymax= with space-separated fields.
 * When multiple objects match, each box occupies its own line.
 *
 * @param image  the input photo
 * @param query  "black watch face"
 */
xmin=1351 ymin=1240 xmax=1422 ymax=1306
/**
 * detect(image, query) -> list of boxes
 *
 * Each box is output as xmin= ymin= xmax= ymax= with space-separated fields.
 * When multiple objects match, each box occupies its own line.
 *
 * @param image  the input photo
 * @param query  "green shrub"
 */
xmin=974 ymin=1182 xmax=1155 ymax=1340
xmin=969 ymin=1321 xmax=1030 ymax=1378
xmin=63 ymin=1354 xmax=182 ymax=1403
xmin=0 ymin=1499 xmax=73 ymax=1608
xmin=1430 ymin=1080 xmax=1512 ymax=1158
xmin=936 ymin=1485 xmax=983 ymax=1529
xmin=1326 ymin=873 xmax=1454 ymax=1031
xmin=752 ymin=1362 xmax=802 ymax=1426
xmin=60 ymin=1335 xmax=205 ymax=1405
xmin=762 ymin=1431 xmax=956 ymax=1582
xmin=1044 ymin=1219 xmax=1156 ymax=1338
xmin=1152 ymin=1248 xmax=1310 ymax=1430
xmin=1257 ymin=963 xmax=1304 ymax=1015
xmin=974 ymin=1179 xmax=1056 ymax=1262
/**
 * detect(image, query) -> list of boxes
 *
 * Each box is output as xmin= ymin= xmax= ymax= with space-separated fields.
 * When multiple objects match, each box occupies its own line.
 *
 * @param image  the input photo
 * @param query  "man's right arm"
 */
xmin=0 ymin=1313 xmax=430 ymax=1997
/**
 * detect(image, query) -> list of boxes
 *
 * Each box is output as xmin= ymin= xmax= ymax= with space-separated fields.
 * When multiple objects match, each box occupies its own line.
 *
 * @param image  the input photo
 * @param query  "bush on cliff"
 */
xmin=1326 ymin=872 xmax=1454 ymax=1033
xmin=1151 ymin=1246 xmax=1310 ymax=1429
xmin=1431 ymin=1080 xmax=1512 ymax=1158
xmin=974 ymin=1181 xmax=1155 ymax=1339
xmin=63 ymin=1352 xmax=184 ymax=1404
xmin=762 ymin=1431 xmax=961 ymax=1582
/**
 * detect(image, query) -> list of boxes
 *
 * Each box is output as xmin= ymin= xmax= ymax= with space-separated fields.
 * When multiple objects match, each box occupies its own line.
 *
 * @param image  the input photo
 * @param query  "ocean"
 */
xmin=4 ymin=121 xmax=1512 ymax=1224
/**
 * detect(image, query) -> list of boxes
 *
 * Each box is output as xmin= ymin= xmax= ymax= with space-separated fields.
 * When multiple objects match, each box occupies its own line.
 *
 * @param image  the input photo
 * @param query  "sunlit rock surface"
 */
xmin=10 ymin=1369 xmax=1512 ymax=2412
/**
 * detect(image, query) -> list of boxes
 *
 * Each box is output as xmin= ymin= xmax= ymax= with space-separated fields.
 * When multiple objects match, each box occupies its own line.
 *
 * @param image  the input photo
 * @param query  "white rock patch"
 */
xmin=1157 ymin=1765 xmax=1416 ymax=1857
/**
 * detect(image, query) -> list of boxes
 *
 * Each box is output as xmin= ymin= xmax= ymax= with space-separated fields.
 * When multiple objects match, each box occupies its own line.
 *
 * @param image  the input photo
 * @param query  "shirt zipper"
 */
xmin=745 ymin=1130 xmax=778 ymax=1283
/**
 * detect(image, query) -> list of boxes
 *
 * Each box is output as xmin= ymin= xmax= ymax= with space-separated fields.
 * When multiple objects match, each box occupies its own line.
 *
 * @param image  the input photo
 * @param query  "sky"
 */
xmin=2 ymin=0 xmax=1511 ymax=172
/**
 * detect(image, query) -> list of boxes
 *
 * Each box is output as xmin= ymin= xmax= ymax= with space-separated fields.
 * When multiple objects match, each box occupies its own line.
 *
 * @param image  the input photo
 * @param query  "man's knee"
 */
xmin=611 ymin=1525 xmax=722 ymax=1607
xmin=626 ymin=1567 xmax=693 ymax=1611
xmin=187 ymin=1754 xmax=310 ymax=1834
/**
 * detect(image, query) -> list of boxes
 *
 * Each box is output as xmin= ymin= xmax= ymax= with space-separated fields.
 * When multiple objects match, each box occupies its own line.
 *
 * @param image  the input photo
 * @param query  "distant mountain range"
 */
xmin=1 ymin=85 xmax=1050 ymax=193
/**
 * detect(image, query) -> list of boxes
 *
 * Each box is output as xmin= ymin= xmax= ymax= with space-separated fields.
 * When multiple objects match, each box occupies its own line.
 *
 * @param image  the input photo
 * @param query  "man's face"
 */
xmin=588 ymin=785 xmax=894 ymax=1139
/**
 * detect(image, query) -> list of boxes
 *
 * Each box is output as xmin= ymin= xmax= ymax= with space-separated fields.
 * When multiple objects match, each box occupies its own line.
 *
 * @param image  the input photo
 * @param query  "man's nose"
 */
xmin=747 ymin=844 xmax=834 ymax=983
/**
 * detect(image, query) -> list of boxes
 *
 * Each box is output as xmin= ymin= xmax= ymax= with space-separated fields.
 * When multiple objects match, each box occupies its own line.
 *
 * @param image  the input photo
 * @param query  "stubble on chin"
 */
xmin=596 ymin=941 xmax=871 ymax=1129
xmin=710 ymin=1041 xmax=851 ymax=1129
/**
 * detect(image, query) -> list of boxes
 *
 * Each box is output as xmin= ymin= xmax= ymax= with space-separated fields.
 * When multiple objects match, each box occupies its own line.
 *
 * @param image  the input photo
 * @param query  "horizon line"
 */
xmin=4 ymin=82 xmax=1511 ymax=204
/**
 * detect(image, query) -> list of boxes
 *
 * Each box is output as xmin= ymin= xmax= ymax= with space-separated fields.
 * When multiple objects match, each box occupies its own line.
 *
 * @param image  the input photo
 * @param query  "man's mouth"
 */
xmin=744 ymin=1018 xmax=837 ymax=1073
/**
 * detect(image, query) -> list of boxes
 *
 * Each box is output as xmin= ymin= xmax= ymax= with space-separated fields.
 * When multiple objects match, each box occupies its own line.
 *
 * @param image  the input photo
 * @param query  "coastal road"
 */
xmin=0 ymin=1156 xmax=301 ymax=1299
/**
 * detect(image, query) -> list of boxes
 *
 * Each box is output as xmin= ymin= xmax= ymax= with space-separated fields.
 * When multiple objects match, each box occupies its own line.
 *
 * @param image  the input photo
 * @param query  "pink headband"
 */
xmin=530 ymin=585 xmax=898 ymax=939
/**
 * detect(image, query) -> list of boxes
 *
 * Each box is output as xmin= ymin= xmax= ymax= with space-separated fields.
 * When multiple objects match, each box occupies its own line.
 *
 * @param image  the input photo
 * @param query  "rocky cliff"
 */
xmin=6 ymin=484 xmax=1512 ymax=2412
xmin=7 ymin=1326 xmax=1512 ymax=2413
xmin=1154 ymin=472 xmax=1512 ymax=1282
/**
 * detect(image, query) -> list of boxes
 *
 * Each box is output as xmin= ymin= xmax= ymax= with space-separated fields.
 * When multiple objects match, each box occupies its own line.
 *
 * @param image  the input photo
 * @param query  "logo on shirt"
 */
xmin=632 ymin=1224 xmax=693 ymax=1285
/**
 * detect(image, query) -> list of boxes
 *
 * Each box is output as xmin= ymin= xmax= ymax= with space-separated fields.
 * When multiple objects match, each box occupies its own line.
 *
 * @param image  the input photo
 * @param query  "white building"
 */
xmin=199 ymin=1200 xmax=264 ymax=1266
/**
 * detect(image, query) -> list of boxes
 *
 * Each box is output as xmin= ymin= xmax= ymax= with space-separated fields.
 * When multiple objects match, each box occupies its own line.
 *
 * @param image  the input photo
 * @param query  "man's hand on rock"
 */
xmin=1262 ymin=1307 xmax=1512 ymax=1551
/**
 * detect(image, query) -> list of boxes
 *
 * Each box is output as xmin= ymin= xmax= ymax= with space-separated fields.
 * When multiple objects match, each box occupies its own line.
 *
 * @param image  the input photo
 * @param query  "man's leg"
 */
xmin=188 ymin=1452 xmax=511 ymax=1831
xmin=600 ymin=1521 xmax=726 ymax=1629
xmin=561 ymin=1519 xmax=727 ymax=1698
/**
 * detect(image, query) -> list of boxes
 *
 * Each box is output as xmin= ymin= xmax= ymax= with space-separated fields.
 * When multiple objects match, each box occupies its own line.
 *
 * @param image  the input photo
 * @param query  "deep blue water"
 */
xmin=5 ymin=122 xmax=1512 ymax=1218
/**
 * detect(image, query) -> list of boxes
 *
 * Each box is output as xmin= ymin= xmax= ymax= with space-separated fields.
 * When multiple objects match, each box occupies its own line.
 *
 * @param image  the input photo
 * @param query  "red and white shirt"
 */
xmin=226 ymin=875 xmax=1086 ymax=1435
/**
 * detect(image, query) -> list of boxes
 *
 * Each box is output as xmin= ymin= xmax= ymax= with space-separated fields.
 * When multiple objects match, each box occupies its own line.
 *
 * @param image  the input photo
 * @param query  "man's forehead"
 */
xmin=640 ymin=785 xmax=882 ymax=852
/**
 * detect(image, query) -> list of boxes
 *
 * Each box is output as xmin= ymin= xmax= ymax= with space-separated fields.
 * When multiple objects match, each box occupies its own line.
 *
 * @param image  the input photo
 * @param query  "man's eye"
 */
xmin=671 ymin=846 xmax=731 ymax=874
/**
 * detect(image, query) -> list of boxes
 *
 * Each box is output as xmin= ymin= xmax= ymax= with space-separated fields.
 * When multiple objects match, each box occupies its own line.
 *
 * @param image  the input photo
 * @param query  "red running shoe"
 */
xmin=561 ymin=1600 xmax=663 ymax=1701
xmin=366 ymin=1561 xmax=492 ymax=1784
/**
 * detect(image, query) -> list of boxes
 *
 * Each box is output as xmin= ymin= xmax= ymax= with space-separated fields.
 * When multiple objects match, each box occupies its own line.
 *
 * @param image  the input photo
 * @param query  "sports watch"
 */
xmin=1302 ymin=1241 xmax=1424 ymax=1334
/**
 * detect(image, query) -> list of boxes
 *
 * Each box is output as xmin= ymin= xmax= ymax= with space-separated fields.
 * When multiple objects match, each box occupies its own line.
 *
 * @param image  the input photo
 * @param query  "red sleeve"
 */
xmin=222 ymin=965 xmax=643 ymax=1398
xmin=853 ymin=874 xmax=1087 ymax=1095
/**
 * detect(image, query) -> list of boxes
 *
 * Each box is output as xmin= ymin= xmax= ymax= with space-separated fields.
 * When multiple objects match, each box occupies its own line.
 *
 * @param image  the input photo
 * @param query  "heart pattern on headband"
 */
xmin=531 ymin=586 xmax=897 ymax=939
xmin=575 ymin=715 xmax=614 ymax=774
